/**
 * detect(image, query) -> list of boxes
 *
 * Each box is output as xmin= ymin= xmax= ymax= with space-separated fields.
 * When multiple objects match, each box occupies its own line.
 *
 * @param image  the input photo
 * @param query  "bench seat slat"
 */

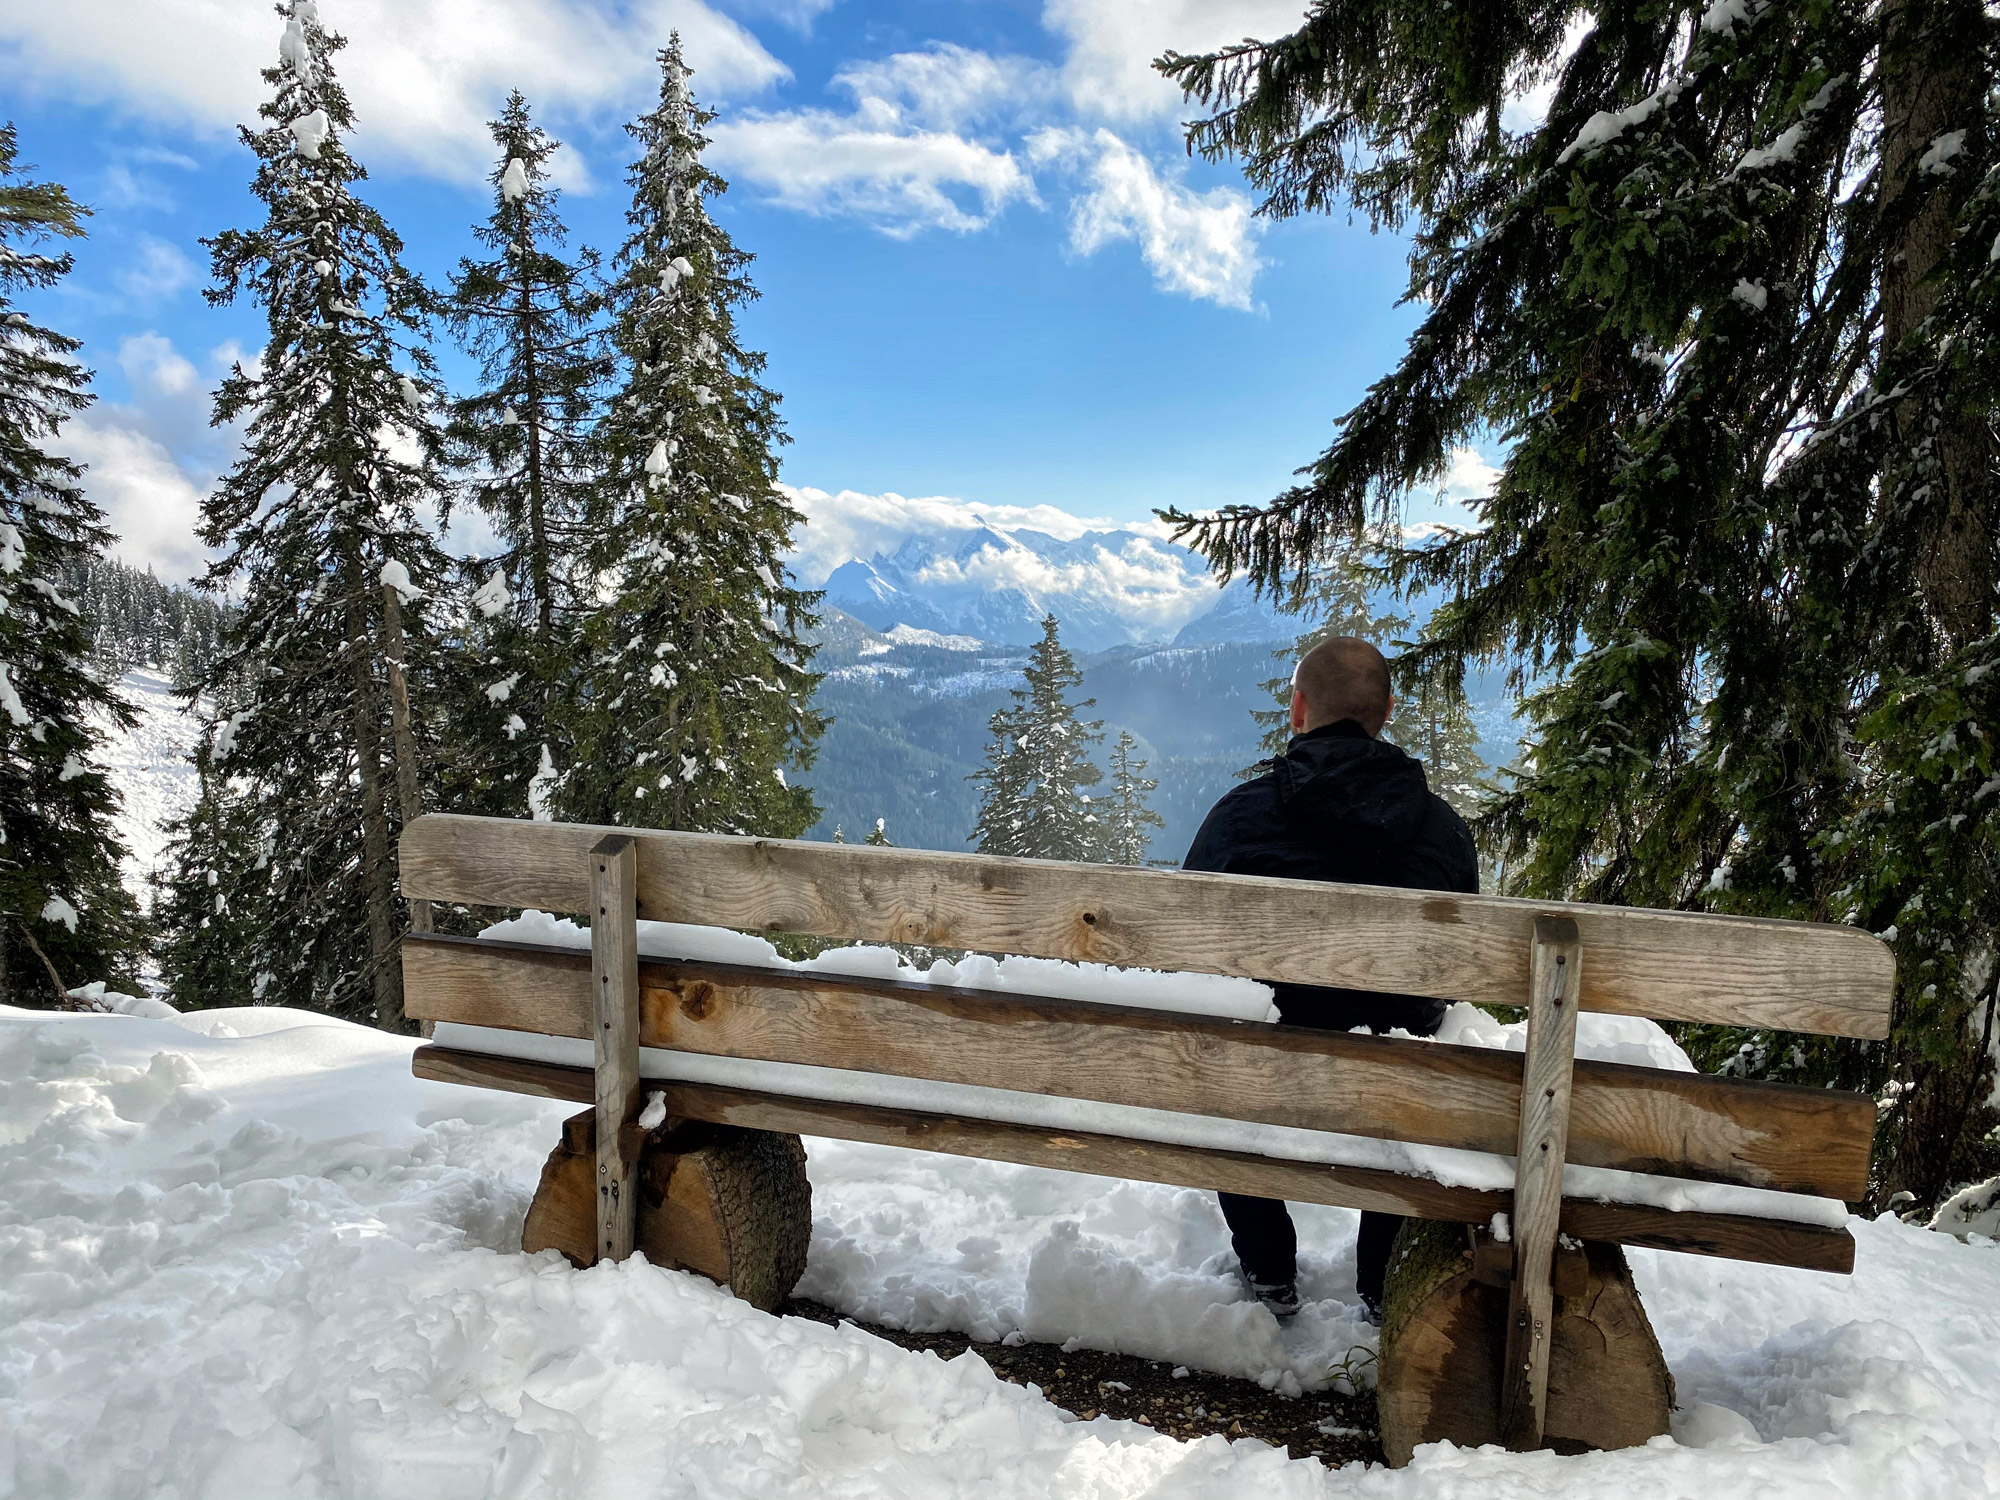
xmin=397 ymin=814 xmax=1894 ymax=1039
xmin=409 ymin=1044 xmax=1855 ymax=1275
xmin=403 ymin=934 xmax=1876 ymax=1201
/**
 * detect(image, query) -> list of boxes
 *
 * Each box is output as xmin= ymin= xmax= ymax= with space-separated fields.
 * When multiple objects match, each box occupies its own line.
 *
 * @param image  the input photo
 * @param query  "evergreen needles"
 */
xmin=1157 ymin=0 xmax=2000 ymax=1203
xmin=163 ymin=0 xmax=453 ymax=1027
xmin=558 ymin=38 xmax=824 ymax=836
xmin=0 ymin=124 xmax=146 ymax=1005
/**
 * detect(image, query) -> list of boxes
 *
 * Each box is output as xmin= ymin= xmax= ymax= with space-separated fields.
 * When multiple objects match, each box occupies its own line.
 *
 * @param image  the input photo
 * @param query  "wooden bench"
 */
xmin=397 ymin=812 xmax=1893 ymax=1463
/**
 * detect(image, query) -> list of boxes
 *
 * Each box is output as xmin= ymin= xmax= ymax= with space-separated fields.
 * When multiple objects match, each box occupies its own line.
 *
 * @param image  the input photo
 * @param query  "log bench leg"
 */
xmin=522 ymin=1108 xmax=813 ymax=1312
xmin=1377 ymin=1220 xmax=1674 ymax=1465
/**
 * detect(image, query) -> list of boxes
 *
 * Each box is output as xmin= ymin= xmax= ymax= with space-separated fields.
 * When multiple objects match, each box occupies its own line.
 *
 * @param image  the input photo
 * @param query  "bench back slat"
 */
xmin=398 ymin=814 xmax=1895 ymax=1039
xmin=409 ymin=1043 xmax=1858 ymax=1275
xmin=405 ymin=934 xmax=1876 ymax=1200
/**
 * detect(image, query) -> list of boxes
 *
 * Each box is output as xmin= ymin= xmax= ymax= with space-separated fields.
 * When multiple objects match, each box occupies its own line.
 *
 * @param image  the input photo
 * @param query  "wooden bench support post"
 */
xmin=591 ymin=834 xmax=642 ymax=1263
xmin=1501 ymin=915 xmax=1582 ymax=1451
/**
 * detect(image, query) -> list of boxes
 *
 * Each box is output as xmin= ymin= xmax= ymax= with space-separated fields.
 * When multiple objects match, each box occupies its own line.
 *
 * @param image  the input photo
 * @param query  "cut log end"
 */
xmin=1377 ymin=1219 xmax=1673 ymax=1466
xmin=522 ymin=1109 xmax=811 ymax=1311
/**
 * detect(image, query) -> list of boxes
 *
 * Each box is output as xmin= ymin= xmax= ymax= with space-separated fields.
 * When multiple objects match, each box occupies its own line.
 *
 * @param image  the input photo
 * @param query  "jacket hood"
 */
xmin=1270 ymin=722 xmax=1434 ymax=843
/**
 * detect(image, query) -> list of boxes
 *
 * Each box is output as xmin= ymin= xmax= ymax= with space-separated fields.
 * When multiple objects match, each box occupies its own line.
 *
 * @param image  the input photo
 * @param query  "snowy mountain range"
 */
xmin=819 ymin=524 xmax=1291 ymax=651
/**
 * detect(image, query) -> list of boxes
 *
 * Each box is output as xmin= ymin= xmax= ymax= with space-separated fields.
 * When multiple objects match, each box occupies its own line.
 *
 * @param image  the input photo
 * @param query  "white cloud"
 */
xmin=708 ymin=45 xmax=1042 ymax=236
xmin=782 ymin=484 xmax=1131 ymax=583
xmin=1032 ymin=128 xmax=1263 ymax=309
xmin=782 ymin=483 xmax=1220 ymax=638
xmin=57 ymin=333 xmax=249 ymax=580
xmin=113 ymin=236 xmax=199 ymax=304
xmin=1041 ymin=0 xmax=1310 ymax=123
xmin=1402 ymin=445 xmax=1503 ymax=539
xmin=831 ymin=44 xmax=1052 ymax=133
xmin=117 ymin=332 xmax=204 ymax=403
xmin=1 ymin=0 xmax=787 ymax=183
xmin=64 ymin=417 xmax=211 ymax=581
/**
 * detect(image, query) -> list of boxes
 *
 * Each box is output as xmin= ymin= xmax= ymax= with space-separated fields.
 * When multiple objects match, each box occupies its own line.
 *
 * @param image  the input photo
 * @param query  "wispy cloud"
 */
xmin=1031 ymin=128 xmax=1263 ymax=309
xmin=113 ymin=236 xmax=199 ymax=304
xmin=1041 ymin=0 xmax=1312 ymax=123
xmin=709 ymin=44 xmax=1043 ymax=236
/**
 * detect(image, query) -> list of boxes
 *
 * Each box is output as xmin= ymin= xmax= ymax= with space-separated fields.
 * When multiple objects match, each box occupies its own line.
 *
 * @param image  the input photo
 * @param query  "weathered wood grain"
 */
xmin=396 ymin=813 xmax=1895 ymax=1038
xmin=402 ymin=934 xmax=1877 ymax=1199
xmin=409 ymin=1045 xmax=1857 ymax=1273
xmin=1501 ymin=917 xmax=1583 ymax=1450
xmin=1380 ymin=1220 xmax=1671 ymax=1466
xmin=590 ymin=836 xmax=641 ymax=1264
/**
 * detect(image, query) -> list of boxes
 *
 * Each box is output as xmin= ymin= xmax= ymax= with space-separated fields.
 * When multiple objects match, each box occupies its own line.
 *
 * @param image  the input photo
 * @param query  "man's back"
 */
xmin=1183 ymin=719 xmax=1478 ymax=1032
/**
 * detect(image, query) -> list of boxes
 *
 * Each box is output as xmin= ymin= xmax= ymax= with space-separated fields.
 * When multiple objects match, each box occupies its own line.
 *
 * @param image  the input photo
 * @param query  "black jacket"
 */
xmin=1183 ymin=720 xmax=1479 ymax=1035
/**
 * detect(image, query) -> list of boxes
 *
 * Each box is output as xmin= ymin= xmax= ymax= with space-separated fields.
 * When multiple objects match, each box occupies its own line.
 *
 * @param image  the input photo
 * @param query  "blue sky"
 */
xmin=3 ymin=0 xmax=1499 ymax=597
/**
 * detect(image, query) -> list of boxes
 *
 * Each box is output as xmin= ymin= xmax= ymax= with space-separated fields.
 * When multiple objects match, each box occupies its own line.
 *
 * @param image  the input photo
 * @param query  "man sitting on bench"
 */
xmin=1183 ymin=636 xmax=1479 ymax=1320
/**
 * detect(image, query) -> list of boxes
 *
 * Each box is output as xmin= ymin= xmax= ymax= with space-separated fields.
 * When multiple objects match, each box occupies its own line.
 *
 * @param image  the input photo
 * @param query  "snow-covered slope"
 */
xmin=6 ymin=997 xmax=1997 ymax=1498
xmin=91 ymin=667 xmax=203 ymax=901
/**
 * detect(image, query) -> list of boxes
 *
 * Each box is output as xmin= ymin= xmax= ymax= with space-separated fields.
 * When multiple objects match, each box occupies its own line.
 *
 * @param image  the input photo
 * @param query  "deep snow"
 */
xmin=92 ymin=668 xmax=202 ymax=903
xmin=5 ymin=1000 xmax=1998 ymax=1499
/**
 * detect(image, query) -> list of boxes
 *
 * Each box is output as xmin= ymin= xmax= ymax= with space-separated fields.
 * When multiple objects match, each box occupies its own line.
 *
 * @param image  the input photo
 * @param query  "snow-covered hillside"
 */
xmin=6 ymin=995 xmax=1997 ymax=1498
xmin=92 ymin=667 xmax=203 ymax=902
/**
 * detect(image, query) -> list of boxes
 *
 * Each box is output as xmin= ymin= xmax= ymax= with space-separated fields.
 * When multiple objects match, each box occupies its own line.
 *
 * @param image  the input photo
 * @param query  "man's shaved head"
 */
xmin=1292 ymin=636 xmax=1393 ymax=736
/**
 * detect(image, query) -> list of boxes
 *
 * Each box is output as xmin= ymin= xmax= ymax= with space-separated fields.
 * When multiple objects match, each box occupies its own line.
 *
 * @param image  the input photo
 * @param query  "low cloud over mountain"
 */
xmin=783 ymin=484 xmax=1288 ymax=649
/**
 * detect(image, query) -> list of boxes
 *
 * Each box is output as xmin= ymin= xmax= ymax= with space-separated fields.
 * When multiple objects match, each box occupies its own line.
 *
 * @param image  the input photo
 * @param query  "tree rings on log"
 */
xmin=1377 ymin=1219 xmax=1674 ymax=1465
xmin=521 ymin=1108 xmax=811 ymax=1311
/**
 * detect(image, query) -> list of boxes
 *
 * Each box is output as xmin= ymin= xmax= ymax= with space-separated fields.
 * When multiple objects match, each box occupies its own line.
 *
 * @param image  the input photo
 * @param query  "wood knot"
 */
xmin=1081 ymin=911 xmax=1098 ymax=926
xmin=678 ymin=981 xmax=716 ymax=1021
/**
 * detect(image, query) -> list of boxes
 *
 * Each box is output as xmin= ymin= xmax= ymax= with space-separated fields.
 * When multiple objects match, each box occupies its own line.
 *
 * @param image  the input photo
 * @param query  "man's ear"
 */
xmin=1290 ymin=689 xmax=1308 ymax=733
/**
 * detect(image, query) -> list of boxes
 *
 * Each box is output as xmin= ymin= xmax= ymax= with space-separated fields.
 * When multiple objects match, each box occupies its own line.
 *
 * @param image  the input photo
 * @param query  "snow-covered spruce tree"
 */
xmin=970 ymin=614 xmax=1104 ymax=860
xmin=1102 ymin=730 xmax=1163 ymax=866
xmin=559 ymin=38 xmax=822 ymax=835
xmin=863 ymin=817 xmax=893 ymax=847
xmin=0 ymin=124 xmax=146 ymax=1003
xmin=160 ymin=1 xmax=452 ymax=1028
xmin=442 ymin=92 xmax=607 ymax=817
xmin=1159 ymin=0 xmax=2000 ymax=1202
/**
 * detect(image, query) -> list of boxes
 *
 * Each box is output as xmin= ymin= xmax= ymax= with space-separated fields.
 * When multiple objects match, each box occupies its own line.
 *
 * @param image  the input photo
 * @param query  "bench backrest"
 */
xmin=400 ymin=813 xmax=1893 ymax=1038
xmin=400 ymin=813 xmax=1894 ymax=1277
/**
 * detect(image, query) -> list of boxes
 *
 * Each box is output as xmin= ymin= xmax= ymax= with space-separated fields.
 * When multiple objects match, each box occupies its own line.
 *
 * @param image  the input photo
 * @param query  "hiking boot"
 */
xmin=1238 ymin=1266 xmax=1301 ymax=1320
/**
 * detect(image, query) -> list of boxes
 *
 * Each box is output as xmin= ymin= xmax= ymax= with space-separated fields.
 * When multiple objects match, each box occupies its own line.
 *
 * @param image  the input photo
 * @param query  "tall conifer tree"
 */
xmin=970 ymin=615 xmax=1104 ymax=860
xmin=444 ymin=92 xmax=605 ymax=816
xmin=1160 ymin=0 xmax=1999 ymax=1200
xmin=561 ymin=38 xmax=822 ymax=834
xmin=162 ymin=0 xmax=450 ymax=1027
xmin=0 ymin=125 xmax=145 ymax=1002
xmin=1102 ymin=730 xmax=1163 ymax=865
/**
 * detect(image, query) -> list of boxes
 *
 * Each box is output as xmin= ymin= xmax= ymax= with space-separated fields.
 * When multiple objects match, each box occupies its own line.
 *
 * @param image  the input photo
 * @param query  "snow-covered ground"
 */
xmin=91 ymin=667 xmax=203 ymax=903
xmin=6 ymin=999 xmax=1997 ymax=1499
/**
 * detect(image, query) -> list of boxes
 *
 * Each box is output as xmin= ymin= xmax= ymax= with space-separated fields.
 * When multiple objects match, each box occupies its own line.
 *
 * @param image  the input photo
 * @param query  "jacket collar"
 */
xmin=1288 ymin=719 xmax=1375 ymax=751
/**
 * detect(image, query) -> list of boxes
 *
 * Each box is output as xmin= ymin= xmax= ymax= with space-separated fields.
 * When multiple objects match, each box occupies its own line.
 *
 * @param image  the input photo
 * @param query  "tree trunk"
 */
xmin=522 ymin=1108 xmax=812 ymax=1311
xmin=379 ymin=581 xmax=430 ymax=937
xmin=1880 ymin=0 xmax=1991 ymax=648
xmin=1377 ymin=1219 xmax=1672 ymax=1466
xmin=347 ymin=580 xmax=405 ymax=1031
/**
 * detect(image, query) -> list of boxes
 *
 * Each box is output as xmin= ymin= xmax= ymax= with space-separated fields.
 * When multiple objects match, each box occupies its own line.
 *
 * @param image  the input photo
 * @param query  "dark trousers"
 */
xmin=1218 ymin=982 xmax=1444 ymax=1308
xmin=1218 ymin=1192 xmax=1404 ymax=1309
